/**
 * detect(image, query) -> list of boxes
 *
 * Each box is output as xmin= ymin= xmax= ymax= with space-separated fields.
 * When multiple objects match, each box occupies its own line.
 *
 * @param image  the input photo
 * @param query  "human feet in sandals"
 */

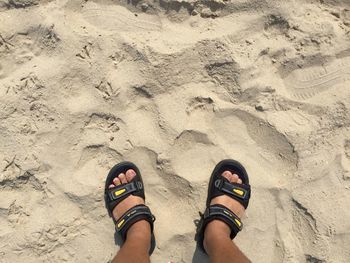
xmin=105 ymin=160 xmax=251 ymax=263
xmin=197 ymin=159 xmax=252 ymax=262
xmin=104 ymin=162 xmax=155 ymax=262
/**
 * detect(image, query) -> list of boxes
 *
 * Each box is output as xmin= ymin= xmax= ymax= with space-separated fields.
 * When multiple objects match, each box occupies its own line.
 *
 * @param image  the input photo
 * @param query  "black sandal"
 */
xmin=104 ymin=161 xmax=156 ymax=254
xmin=196 ymin=159 xmax=251 ymax=253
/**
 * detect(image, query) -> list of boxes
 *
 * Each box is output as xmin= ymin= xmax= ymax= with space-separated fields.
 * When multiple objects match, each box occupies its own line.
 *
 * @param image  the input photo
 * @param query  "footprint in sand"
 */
xmin=282 ymin=52 xmax=350 ymax=100
xmin=0 ymin=25 xmax=60 ymax=79
xmin=166 ymin=105 xmax=298 ymax=187
xmin=85 ymin=113 xmax=123 ymax=133
xmin=81 ymin=2 xmax=162 ymax=32
xmin=342 ymin=139 xmax=350 ymax=180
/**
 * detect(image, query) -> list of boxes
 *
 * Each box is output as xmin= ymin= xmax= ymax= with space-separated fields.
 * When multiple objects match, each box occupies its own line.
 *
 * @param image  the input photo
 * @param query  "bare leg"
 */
xmin=108 ymin=169 xmax=152 ymax=263
xmin=204 ymin=170 xmax=251 ymax=263
xmin=112 ymin=221 xmax=151 ymax=263
xmin=204 ymin=220 xmax=251 ymax=263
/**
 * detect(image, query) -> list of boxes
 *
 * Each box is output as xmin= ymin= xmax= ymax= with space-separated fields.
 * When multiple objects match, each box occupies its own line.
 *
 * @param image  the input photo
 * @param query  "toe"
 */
xmin=113 ymin=177 xmax=121 ymax=186
xmin=125 ymin=169 xmax=136 ymax=182
xmin=108 ymin=184 xmax=115 ymax=189
xmin=118 ymin=173 xmax=128 ymax=184
xmin=222 ymin=171 xmax=243 ymax=184
xmin=231 ymin=173 xmax=240 ymax=183
xmin=221 ymin=171 xmax=233 ymax=181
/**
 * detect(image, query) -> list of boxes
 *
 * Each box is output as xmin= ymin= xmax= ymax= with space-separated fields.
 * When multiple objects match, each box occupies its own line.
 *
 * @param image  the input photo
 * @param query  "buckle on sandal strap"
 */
xmin=214 ymin=178 xmax=223 ymax=189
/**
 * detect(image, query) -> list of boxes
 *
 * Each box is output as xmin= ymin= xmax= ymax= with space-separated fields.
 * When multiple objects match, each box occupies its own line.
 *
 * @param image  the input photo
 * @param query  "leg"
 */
xmin=112 ymin=221 xmax=151 ymax=263
xmin=204 ymin=220 xmax=251 ymax=263
xmin=107 ymin=169 xmax=152 ymax=263
xmin=203 ymin=170 xmax=251 ymax=263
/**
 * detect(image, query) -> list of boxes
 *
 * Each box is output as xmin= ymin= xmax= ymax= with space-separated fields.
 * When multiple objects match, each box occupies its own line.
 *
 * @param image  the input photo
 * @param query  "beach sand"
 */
xmin=0 ymin=0 xmax=350 ymax=262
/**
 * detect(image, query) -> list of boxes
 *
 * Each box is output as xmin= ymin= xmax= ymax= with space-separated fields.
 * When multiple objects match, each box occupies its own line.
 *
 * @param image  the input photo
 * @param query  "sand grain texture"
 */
xmin=0 ymin=0 xmax=350 ymax=262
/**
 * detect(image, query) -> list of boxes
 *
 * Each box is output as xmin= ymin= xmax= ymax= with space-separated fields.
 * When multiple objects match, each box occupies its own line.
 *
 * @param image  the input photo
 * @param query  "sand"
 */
xmin=0 ymin=0 xmax=350 ymax=262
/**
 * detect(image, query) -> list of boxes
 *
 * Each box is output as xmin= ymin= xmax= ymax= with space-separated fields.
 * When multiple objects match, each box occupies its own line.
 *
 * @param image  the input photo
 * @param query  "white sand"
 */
xmin=0 ymin=0 xmax=350 ymax=262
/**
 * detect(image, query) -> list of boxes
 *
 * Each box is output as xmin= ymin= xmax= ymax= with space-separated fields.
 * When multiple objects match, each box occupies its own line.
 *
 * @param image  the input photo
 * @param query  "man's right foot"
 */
xmin=203 ymin=170 xmax=246 ymax=251
xmin=108 ymin=169 xmax=151 ymax=241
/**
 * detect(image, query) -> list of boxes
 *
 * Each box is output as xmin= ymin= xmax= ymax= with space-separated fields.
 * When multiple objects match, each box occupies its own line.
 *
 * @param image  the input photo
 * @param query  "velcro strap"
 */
xmin=203 ymin=204 xmax=243 ymax=238
xmin=215 ymin=178 xmax=250 ymax=201
xmin=107 ymin=181 xmax=143 ymax=202
xmin=196 ymin=204 xmax=243 ymax=254
xmin=116 ymin=205 xmax=155 ymax=240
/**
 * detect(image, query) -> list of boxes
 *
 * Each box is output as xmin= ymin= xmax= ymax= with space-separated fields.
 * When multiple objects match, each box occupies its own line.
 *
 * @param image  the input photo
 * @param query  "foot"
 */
xmin=203 ymin=171 xmax=245 ymax=251
xmin=108 ymin=169 xmax=151 ymax=241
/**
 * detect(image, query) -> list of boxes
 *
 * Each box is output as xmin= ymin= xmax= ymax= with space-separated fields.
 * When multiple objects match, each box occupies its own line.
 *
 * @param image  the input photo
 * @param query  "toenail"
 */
xmin=127 ymin=169 xmax=136 ymax=176
xmin=113 ymin=178 xmax=120 ymax=184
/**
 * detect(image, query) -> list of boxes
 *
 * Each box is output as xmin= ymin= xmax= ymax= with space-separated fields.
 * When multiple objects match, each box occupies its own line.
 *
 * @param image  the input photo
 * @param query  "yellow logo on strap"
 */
xmin=233 ymin=188 xmax=244 ymax=196
xmin=234 ymin=218 xmax=242 ymax=227
xmin=117 ymin=219 xmax=125 ymax=229
xmin=114 ymin=189 xmax=126 ymax=196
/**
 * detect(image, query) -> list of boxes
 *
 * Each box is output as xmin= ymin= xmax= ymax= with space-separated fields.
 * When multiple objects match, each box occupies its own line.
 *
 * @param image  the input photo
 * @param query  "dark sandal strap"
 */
xmin=106 ymin=181 xmax=143 ymax=203
xmin=197 ymin=204 xmax=243 ymax=253
xmin=106 ymin=180 xmax=144 ymax=213
xmin=214 ymin=177 xmax=251 ymax=209
xmin=203 ymin=204 xmax=243 ymax=237
xmin=116 ymin=204 xmax=155 ymax=240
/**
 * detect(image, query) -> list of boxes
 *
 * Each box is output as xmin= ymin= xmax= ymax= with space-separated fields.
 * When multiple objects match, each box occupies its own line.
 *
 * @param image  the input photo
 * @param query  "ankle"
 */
xmin=203 ymin=220 xmax=231 ymax=252
xmin=126 ymin=220 xmax=151 ymax=241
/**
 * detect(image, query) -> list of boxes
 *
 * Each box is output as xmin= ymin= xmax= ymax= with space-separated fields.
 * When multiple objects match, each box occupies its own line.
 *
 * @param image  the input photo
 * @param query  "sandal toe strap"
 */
xmin=106 ymin=180 xmax=144 ymax=213
xmin=214 ymin=178 xmax=251 ymax=208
